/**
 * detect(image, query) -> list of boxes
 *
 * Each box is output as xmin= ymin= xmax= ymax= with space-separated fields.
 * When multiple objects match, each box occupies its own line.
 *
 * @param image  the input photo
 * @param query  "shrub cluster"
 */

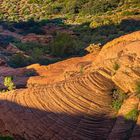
xmin=1 ymin=0 xmax=139 ymax=21
xmin=111 ymin=88 xmax=127 ymax=111
xmin=49 ymin=33 xmax=84 ymax=57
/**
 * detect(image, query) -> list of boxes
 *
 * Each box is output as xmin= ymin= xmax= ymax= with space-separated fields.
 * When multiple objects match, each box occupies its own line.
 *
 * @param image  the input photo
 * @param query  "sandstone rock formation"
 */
xmin=0 ymin=31 xmax=140 ymax=139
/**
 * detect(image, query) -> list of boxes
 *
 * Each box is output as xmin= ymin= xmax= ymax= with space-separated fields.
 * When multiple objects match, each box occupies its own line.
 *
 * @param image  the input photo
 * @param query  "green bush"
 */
xmin=8 ymin=42 xmax=51 ymax=67
xmin=31 ymin=47 xmax=44 ymax=61
xmin=13 ymin=42 xmax=49 ymax=53
xmin=113 ymin=62 xmax=120 ymax=71
xmin=122 ymin=10 xmax=139 ymax=16
xmin=8 ymin=54 xmax=31 ymax=68
xmin=49 ymin=33 xmax=83 ymax=57
xmin=0 ymin=35 xmax=18 ymax=47
xmin=4 ymin=76 xmax=16 ymax=91
xmin=125 ymin=109 xmax=139 ymax=121
xmin=81 ymin=0 xmax=121 ymax=15
xmin=24 ymin=70 xmax=37 ymax=77
xmin=112 ymin=100 xmax=122 ymax=111
xmin=111 ymin=88 xmax=127 ymax=111
xmin=0 ymin=0 xmax=125 ymax=21
xmin=28 ymin=0 xmax=43 ymax=4
xmin=0 ymin=136 xmax=14 ymax=140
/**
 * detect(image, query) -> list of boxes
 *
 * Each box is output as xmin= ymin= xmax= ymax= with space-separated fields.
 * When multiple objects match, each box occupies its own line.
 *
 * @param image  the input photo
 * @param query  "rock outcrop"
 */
xmin=0 ymin=31 xmax=140 ymax=139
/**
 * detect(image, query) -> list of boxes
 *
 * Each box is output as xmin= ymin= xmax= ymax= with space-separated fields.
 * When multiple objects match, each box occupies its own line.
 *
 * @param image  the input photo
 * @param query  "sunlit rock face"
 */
xmin=93 ymin=31 xmax=140 ymax=93
xmin=0 ymin=31 xmax=140 ymax=140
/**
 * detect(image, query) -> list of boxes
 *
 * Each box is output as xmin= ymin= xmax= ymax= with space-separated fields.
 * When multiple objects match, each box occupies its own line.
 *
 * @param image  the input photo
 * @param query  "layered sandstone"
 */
xmin=0 ymin=31 xmax=140 ymax=139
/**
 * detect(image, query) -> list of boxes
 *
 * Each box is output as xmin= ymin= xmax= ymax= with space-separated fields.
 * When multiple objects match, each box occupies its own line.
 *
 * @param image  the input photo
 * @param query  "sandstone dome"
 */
xmin=0 ymin=31 xmax=140 ymax=140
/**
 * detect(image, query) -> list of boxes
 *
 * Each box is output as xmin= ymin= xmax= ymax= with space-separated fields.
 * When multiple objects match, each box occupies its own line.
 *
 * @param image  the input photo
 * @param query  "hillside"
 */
xmin=0 ymin=0 xmax=140 ymax=22
xmin=0 ymin=0 xmax=140 ymax=70
xmin=1 ymin=0 xmax=140 ymax=41
xmin=0 ymin=31 xmax=140 ymax=139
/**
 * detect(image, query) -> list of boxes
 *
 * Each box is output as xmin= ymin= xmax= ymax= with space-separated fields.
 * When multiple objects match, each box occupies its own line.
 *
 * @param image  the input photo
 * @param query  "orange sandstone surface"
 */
xmin=0 ymin=31 xmax=140 ymax=139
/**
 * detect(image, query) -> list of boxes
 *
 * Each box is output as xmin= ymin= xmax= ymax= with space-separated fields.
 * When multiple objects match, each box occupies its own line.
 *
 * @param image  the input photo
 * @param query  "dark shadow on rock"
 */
xmin=0 ymin=99 xmax=139 ymax=140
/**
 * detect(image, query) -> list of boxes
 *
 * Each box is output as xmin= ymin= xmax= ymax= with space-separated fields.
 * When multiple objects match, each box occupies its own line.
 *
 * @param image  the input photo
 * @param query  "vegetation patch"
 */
xmin=111 ymin=88 xmax=127 ymax=111
xmin=0 ymin=136 xmax=14 ymax=140
xmin=79 ymin=66 xmax=84 ymax=74
xmin=125 ymin=109 xmax=139 ymax=122
xmin=4 ymin=76 xmax=16 ymax=91
xmin=0 ymin=0 xmax=140 ymax=69
xmin=8 ymin=54 xmax=32 ymax=68
xmin=49 ymin=33 xmax=84 ymax=57
xmin=113 ymin=62 xmax=120 ymax=71
xmin=13 ymin=42 xmax=49 ymax=53
xmin=7 ymin=41 xmax=51 ymax=68
xmin=24 ymin=70 xmax=37 ymax=77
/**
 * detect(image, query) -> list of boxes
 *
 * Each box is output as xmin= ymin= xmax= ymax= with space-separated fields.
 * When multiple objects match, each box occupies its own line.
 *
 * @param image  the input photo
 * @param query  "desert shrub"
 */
xmin=0 ymin=13 xmax=4 ymax=19
xmin=79 ymin=66 xmax=84 ymax=74
xmin=89 ymin=17 xmax=113 ymax=29
xmin=0 ymin=136 xmax=14 ymax=140
xmin=12 ymin=19 xmax=45 ymax=35
xmin=30 ymin=47 xmax=52 ymax=64
xmin=81 ymin=0 xmax=121 ymax=15
xmin=124 ymin=0 xmax=140 ymax=4
xmin=113 ymin=62 xmax=120 ymax=71
xmin=0 ymin=35 xmax=18 ymax=47
xmin=13 ymin=42 xmax=49 ymax=53
xmin=8 ymin=54 xmax=31 ymax=68
xmin=46 ymin=4 xmax=63 ymax=15
xmin=122 ymin=10 xmax=140 ymax=16
xmin=1 ymin=0 xmax=140 ymax=22
xmin=24 ymin=26 xmax=45 ymax=35
xmin=31 ymin=47 xmax=44 ymax=61
xmin=1 ymin=22 xmax=15 ymax=32
xmin=47 ymin=57 xmax=61 ymax=65
xmin=28 ymin=0 xmax=43 ymax=4
xmin=120 ymin=19 xmax=140 ymax=32
xmin=63 ymin=1 xmax=79 ymax=14
xmin=13 ymin=19 xmax=36 ymax=29
xmin=111 ymin=88 xmax=127 ymax=111
xmin=125 ymin=109 xmax=139 ymax=121
xmin=8 ymin=41 xmax=52 ymax=67
xmin=49 ymin=33 xmax=84 ymax=57
xmin=42 ymin=18 xmax=65 ymax=26
xmin=4 ymin=76 xmax=16 ymax=91
xmin=12 ymin=42 xmax=32 ymax=51
xmin=24 ymin=70 xmax=37 ymax=77
xmin=85 ymin=43 xmax=101 ymax=53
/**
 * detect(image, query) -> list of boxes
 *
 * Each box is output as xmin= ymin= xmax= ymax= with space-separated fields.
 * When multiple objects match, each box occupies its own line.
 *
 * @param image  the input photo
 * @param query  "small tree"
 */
xmin=4 ymin=76 xmax=16 ymax=91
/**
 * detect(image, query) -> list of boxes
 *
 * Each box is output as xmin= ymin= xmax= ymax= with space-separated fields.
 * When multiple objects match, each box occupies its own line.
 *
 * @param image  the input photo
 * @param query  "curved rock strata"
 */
xmin=0 ymin=31 xmax=140 ymax=139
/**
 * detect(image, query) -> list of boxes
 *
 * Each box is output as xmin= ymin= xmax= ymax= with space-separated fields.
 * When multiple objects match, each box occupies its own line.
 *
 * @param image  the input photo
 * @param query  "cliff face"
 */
xmin=0 ymin=31 xmax=140 ymax=140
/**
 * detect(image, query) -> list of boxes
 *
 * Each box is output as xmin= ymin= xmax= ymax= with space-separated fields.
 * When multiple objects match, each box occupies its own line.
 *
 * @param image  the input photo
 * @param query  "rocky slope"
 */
xmin=0 ymin=31 xmax=140 ymax=139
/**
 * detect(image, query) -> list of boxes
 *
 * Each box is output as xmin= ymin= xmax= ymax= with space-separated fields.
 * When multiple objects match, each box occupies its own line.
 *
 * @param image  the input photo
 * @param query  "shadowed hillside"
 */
xmin=0 ymin=18 xmax=140 ymax=69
